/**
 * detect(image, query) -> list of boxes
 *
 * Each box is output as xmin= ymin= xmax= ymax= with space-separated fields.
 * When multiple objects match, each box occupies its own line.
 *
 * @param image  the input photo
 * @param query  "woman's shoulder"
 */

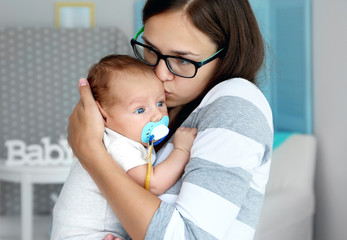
xmin=200 ymin=78 xmax=264 ymax=105
xmin=198 ymin=78 xmax=272 ymax=122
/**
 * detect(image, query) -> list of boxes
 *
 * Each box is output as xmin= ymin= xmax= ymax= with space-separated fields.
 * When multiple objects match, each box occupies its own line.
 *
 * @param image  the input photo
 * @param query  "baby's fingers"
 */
xmin=177 ymin=127 xmax=197 ymax=135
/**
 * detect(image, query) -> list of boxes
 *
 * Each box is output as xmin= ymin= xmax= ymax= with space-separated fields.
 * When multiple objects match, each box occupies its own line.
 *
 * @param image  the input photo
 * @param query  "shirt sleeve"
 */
xmin=145 ymin=79 xmax=273 ymax=240
xmin=107 ymin=140 xmax=148 ymax=172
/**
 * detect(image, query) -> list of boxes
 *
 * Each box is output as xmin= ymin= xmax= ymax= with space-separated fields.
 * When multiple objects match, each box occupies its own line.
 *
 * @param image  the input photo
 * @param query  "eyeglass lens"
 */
xmin=133 ymin=43 xmax=197 ymax=78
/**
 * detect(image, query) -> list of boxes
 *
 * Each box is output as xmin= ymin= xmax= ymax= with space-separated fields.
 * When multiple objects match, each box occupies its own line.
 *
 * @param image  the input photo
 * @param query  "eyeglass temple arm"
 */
xmin=200 ymin=48 xmax=224 ymax=66
xmin=133 ymin=26 xmax=145 ymax=40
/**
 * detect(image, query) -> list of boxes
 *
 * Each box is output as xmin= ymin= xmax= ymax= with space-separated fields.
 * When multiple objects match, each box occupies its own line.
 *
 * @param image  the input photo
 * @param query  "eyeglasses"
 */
xmin=130 ymin=26 xmax=224 ymax=78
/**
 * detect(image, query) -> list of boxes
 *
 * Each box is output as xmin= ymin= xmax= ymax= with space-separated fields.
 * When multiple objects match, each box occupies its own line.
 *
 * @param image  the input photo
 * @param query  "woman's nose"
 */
xmin=154 ymin=59 xmax=174 ymax=82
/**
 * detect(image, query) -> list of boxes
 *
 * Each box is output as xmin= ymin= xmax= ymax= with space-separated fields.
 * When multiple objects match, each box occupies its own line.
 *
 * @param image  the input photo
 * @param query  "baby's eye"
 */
xmin=135 ymin=108 xmax=145 ymax=114
xmin=157 ymin=101 xmax=164 ymax=107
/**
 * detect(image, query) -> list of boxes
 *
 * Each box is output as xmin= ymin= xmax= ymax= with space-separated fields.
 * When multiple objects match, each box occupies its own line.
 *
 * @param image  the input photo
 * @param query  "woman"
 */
xmin=67 ymin=0 xmax=273 ymax=239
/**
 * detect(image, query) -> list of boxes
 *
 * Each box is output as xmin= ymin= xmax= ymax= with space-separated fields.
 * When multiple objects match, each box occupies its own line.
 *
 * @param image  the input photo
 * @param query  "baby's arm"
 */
xmin=126 ymin=127 xmax=197 ymax=195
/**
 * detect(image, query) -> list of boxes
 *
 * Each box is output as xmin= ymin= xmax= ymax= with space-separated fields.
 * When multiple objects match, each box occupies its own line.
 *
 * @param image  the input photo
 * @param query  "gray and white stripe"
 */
xmin=147 ymin=78 xmax=273 ymax=240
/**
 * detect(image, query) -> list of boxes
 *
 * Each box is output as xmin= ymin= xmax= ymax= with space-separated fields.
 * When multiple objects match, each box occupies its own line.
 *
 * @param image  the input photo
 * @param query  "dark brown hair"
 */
xmin=87 ymin=54 xmax=154 ymax=108
xmin=142 ymin=0 xmax=265 ymax=146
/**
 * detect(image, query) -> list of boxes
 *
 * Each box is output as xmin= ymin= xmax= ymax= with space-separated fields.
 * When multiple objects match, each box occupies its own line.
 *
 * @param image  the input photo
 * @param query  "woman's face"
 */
xmin=143 ymin=9 xmax=219 ymax=109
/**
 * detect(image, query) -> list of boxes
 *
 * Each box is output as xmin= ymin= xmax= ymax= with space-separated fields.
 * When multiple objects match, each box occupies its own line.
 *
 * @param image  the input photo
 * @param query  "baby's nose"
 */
xmin=152 ymin=109 xmax=164 ymax=123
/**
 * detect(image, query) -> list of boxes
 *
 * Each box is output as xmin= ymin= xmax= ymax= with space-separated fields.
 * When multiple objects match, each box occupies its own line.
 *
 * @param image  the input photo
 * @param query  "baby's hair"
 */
xmin=87 ymin=54 xmax=154 ymax=107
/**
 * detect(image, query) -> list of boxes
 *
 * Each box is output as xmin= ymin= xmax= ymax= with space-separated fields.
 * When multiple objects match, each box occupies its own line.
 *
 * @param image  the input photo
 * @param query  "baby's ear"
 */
xmin=96 ymin=101 xmax=107 ymax=121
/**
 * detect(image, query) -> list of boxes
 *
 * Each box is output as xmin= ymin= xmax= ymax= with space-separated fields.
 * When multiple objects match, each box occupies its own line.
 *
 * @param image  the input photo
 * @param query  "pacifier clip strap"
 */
xmin=144 ymin=137 xmax=154 ymax=190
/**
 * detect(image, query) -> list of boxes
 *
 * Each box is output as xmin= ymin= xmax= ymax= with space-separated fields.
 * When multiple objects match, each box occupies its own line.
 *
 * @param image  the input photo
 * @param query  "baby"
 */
xmin=51 ymin=55 xmax=197 ymax=239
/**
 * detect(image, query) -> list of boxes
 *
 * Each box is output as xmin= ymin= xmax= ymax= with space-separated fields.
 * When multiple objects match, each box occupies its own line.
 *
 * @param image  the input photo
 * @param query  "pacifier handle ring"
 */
xmin=148 ymin=135 xmax=155 ymax=145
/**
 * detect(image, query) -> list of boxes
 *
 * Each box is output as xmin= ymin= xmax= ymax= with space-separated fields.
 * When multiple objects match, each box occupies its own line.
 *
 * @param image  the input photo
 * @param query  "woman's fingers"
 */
xmin=78 ymin=78 xmax=95 ymax=107
xmin=103 ymin=234 xmax=122 ymax=240
xmin=67 ymin=78 xmax=105 ymax=160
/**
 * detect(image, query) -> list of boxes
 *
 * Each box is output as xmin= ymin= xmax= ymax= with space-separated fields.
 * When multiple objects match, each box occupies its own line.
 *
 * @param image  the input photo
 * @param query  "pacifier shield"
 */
xmin=141 ymin=115 xmax=169 ymax=144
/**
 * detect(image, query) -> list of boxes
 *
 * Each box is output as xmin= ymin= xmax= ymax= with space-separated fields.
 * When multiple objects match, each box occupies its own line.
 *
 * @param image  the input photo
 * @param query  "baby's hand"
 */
xmin=173 ymin=127 xmax=197 ymax=154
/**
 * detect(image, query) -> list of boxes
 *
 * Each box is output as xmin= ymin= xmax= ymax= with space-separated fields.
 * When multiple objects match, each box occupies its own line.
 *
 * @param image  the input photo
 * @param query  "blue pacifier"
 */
xmin=141 ymin=115 xmax=169 ymax=146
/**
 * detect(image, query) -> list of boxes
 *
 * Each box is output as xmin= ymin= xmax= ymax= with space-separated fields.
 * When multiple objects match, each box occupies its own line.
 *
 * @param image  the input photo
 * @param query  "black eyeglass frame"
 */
xmin=130 ymin=27 xmax=224 ymax=78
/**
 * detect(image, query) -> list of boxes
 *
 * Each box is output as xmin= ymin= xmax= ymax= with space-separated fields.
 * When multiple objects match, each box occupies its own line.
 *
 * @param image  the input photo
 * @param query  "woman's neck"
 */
xmin=168 ymin=106 xmax=183 ymax=121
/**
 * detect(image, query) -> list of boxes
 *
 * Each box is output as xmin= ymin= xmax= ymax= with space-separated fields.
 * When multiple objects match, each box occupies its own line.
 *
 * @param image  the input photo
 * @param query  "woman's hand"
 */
xmin=104 ymin=234 xmax=122 ymax=240
xmin=67 ymin=78 xmax=105 ymax=163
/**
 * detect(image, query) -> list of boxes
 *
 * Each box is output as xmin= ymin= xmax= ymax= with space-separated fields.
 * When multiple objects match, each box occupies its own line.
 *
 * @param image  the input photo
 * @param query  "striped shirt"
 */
xmin=146 ymin=78 xmax=273 ymax=240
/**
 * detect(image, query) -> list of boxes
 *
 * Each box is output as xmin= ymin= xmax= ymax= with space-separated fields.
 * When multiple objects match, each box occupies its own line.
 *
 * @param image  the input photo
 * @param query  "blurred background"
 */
xmin=0 ymin=0 xmax=346 ymax=239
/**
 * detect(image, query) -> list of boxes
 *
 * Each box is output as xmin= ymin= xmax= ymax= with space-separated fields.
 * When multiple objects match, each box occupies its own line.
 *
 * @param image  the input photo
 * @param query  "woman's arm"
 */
xmin=68 ymin=79 xmax=161 ymax=240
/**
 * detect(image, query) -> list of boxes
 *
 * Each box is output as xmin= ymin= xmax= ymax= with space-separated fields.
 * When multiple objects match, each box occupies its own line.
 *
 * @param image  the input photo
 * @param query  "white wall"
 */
xmin=1 ymin=0 xmax=347 ymax=239
xmin=0 ymin=0 xmax=138 ymax=39
xmin=313 ymin=0 xmax=347 ymax=239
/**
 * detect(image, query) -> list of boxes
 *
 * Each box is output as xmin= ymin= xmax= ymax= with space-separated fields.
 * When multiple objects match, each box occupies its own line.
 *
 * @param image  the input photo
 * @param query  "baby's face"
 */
xmin=104 ymin=71 xmax=168 ymax=145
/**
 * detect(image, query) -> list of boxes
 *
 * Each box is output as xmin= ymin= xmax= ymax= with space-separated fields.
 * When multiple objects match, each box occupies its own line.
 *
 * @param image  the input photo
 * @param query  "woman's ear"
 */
xmin=96 ymin=101 xmax=107 ymax=123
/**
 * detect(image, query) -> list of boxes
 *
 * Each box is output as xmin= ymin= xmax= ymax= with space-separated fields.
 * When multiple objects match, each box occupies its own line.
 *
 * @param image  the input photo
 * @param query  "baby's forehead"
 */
xmin=111 ymin=69 xmax=160 ymax=86
xmin=108 ymin=69 xmax=162 ymax=97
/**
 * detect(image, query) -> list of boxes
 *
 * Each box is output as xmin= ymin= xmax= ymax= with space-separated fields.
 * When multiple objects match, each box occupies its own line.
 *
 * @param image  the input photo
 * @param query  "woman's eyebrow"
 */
xmin=142 ymin=36 xmax=198 ymax=56
xmin=142 ymin=36 xmax=155 ymax=48
xmin=172 ymin=50 xmax=198 ymax=56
